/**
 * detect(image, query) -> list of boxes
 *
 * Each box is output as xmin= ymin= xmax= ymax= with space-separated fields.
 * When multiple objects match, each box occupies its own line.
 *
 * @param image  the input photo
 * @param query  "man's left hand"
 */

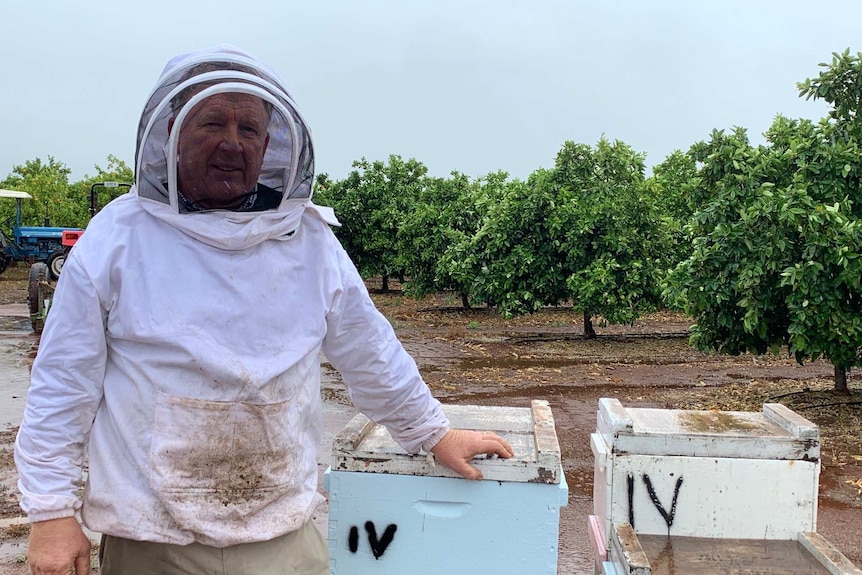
xmin=430 ymin=429 xmax=514 ymax=480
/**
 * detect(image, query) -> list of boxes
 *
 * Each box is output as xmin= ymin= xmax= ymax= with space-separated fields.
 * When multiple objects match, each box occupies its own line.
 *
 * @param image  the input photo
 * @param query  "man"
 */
xmin=15 ymin=45 xmax=512 ymax=575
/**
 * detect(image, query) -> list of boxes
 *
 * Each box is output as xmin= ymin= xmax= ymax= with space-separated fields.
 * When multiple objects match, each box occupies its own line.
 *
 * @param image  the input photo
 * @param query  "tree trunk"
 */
xmin=584 ymin=309 xmax=596 ymax=339
xmin=381 ymin=275 xmax=389 ymax=293
xmin=834 ymin=364 xmax=850 ymax=395
xmin=461 ymin=292 xmax=471 ymax=309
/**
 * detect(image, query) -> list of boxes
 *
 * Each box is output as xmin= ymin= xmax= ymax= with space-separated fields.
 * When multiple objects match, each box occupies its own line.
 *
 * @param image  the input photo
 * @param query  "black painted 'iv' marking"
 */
xmin=365 ymin=521 xmax=398 ymax=559
xmin=643 ymin=474 xmax=684 ymax=535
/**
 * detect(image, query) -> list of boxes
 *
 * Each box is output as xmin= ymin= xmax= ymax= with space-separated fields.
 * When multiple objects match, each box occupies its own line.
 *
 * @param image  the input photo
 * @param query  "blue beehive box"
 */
xmin=325 ymin=400 xmax=568 ymax=575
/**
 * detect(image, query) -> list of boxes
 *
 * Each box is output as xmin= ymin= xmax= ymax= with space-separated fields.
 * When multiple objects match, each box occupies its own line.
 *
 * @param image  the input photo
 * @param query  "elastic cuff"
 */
xmin=27 ymin=509 xmax=78 ymax=523
xmin=420 ymin=426 xmax=450 ymax=454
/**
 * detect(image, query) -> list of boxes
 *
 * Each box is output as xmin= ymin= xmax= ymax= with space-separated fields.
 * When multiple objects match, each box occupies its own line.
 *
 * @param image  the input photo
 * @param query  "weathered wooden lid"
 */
xmin=331 ymin=400 xmax=562 ymax=483
xmin=597 ymin=398 xmax=820 ymax=461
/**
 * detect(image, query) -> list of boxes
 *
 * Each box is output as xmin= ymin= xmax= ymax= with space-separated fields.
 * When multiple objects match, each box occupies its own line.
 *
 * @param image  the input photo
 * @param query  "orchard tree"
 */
xmin=781 ymin=195 xmax=862 ymax=393
xmin=1 ymin=157 xmax=74 ymax=231
xmin=435 ymin=171 xmax=512 ymax=309
xmin=67 ymin=155 xmax=135 ymax=224
xmin=397 ymin=171 xmax=484 ymax=305
xmin=668 ymin=107 xmax=862 ymax=393
xmin=647 ymin=150 xmax=700 ymax=275
xmin=462 ymin=169 xmax=570 ymax=316
xmin=667 ymin=126 xmax=801 ymax=356
xmin=324 ymin=155 xmax=427 ymax=291
xmin=794 ymin=49 xmax=862 ymax=391
xmin=554 ymin=138 xmax=671 ymax=336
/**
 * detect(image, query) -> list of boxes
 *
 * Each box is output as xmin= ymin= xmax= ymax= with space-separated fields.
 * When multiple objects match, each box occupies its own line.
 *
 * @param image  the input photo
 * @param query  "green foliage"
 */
xmin=434 ymin=171 xmax=509 ymax=308
xmin=649 ymin=150 xmax=699 ymax=222
xmin=74 ymin=155 xmax=135 ymax=215
xmin=780 ymin=199 xmax=862 ymax=371
xmin=464 ymin=168 xmax=571 ymax=317
xmin=798 ymin=48 xmax=862 ymax=141
xmin=418 ymin=137 xmax=674 ymax=325
xmin=669 ymin=63 xmax=862 ymax=391
xmin=324 ymin=156 xmax=426 ymax=287
xmin=1 ymin=155 xmax=134 ymax=235
xmin=0 ymin=157 xmax=73 ymax=233
xmin=397 ymin=171 xmax=483 ymax=302
xmin=647 ymin=151 xmax=700 ymax=286
xmin=555 ymin=138 xmax=671 ymax=326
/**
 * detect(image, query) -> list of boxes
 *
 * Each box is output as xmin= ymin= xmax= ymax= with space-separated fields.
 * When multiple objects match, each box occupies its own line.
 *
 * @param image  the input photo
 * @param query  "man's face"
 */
xmin=175 ymin=93 xmax=271 ymax=209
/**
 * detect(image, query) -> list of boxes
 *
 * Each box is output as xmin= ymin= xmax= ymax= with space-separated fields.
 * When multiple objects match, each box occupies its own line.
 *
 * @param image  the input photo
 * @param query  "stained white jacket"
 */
xmin=15 ymin=195 xmax=448 ymax=545
xmin=14 ymin=46 xmax=448 ymax=547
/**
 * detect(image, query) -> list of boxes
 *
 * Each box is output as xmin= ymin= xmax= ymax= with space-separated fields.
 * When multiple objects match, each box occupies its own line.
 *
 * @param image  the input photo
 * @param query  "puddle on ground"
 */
xmin=0 ymin=312 xmax=35 ymax=430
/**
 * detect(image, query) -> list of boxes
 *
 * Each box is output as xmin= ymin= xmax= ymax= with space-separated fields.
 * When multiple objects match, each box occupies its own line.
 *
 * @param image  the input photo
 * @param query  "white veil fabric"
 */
xmin=134 ymin=45 xmax=338 ymax=250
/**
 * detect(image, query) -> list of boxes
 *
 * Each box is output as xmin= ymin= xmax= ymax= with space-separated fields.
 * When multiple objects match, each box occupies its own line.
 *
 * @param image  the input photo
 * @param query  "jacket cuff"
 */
xmin=27 ymin=508 xmax=78 ymax=523
xmin=420 ymin=426 xmax=450 ymax=454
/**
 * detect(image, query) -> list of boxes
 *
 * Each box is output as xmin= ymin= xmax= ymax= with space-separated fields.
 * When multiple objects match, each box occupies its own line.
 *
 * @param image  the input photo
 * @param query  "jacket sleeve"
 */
xmin=321 ymin=241 xmax=449 ymax=454
xmin=14 ymin=253 xmax=108 ymax=522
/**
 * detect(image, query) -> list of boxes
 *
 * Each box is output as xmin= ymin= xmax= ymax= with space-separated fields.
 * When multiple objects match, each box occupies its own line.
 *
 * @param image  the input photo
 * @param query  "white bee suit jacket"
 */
xmin=14 ymin=46 xmax=448 ymax=547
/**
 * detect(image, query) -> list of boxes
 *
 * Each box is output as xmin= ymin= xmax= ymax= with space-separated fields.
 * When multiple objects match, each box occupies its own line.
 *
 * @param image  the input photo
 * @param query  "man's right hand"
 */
xmin=27 ymin=516 xmax=91 ymax=574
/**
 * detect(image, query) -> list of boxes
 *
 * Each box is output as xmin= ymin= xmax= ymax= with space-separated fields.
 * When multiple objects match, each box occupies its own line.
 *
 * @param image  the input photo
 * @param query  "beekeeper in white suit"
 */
xmin=15 ymin=45 xmax=513 ymax=575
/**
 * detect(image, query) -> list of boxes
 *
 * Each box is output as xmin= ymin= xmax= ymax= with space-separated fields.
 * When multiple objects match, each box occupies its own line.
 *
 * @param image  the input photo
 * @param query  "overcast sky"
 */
xmin=2 ymin=1 xmax=861 ymax=184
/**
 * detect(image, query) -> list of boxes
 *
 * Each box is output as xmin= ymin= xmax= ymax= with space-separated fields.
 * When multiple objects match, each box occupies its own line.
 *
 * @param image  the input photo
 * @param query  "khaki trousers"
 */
xmin=98 ymin=520 xmax=329 ymax=575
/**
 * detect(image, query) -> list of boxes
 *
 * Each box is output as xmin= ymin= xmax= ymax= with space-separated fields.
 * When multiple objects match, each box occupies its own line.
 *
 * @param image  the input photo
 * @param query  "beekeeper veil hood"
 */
xmin=134 ymin=45 xmax=338 ymax=250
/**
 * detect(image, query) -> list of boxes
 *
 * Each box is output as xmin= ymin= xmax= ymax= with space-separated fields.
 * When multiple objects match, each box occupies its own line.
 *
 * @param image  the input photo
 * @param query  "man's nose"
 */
xmin=218 ymin=125 xmax=243 ymax=152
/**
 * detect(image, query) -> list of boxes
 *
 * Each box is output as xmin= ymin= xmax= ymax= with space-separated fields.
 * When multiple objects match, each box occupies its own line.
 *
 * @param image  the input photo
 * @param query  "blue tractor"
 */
xmin=0 ymin=190 xmax=83 ymax=279
xmin=20 ymin=182 xmax=132 ymax=331
xmin=0 ymin=188 xmax=84 ymax=279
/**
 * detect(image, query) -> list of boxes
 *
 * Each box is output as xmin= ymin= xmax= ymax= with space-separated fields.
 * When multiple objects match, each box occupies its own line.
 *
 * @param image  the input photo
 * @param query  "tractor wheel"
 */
xmin=0 ymin=255 xmax=10 ymax=276
xmin=28 ymin=263 xmax=49 ymax=333
xmin=47 ymin=249 xmax=67 ymax=280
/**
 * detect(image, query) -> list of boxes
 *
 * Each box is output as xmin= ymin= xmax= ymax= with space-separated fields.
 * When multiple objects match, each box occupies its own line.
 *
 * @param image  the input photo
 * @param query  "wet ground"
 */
xmin=0 ymin=286 xmax=860 ymax=573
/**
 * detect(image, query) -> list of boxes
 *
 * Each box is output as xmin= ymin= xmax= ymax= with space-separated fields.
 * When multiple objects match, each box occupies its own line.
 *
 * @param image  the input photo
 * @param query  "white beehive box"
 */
xmin=325 ymin=400 xmax=568 ymax=574
xmin=591 ymin=397 xmax=820 ymax=549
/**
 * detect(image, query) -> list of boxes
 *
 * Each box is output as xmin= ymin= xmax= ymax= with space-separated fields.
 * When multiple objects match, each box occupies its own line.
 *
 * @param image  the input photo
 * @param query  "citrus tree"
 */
xmin=396 ymin=171 xmax=485 ymax=305
xmin=554 ymin=138 xmax=672 ymax=336
xmin=667 ymin=54 xmax=862 ymax=394
xmin=435 ymin=171 xmax=513 ymax=309
xmin=321 ymin=155 xmax=427 ymax=291
xmin=647 ymin=150 xmax=700 ymax=282
xmin=0 ymin=157 xmax=75 ymax=231
xmin=460 ymin=168 xmax=570 ymax=316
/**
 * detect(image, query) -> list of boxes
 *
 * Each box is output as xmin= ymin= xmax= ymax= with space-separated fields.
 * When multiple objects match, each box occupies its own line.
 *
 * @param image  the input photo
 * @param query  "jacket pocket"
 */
xmin=149 ymin=392 xmax=302 ymax=537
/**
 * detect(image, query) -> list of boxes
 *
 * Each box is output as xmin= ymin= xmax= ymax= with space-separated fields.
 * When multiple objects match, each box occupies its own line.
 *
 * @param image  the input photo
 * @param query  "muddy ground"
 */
xmin=0 ymin=265 xmax=859 ymax=572
xmin=366 ymin=281 xmax=862 ymax=571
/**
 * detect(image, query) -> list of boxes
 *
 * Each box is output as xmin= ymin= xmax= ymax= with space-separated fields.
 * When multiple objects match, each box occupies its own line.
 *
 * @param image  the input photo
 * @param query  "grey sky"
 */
xmin=2 ymin=1 xmax=861 ymax=184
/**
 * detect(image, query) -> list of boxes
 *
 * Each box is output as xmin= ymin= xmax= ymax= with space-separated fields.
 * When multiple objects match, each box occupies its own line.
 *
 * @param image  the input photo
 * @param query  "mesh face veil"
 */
xmin=135 ymin=48 xmax=314 ymax=214
xmin=131 ymin=46 xmax=335 ymax=250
